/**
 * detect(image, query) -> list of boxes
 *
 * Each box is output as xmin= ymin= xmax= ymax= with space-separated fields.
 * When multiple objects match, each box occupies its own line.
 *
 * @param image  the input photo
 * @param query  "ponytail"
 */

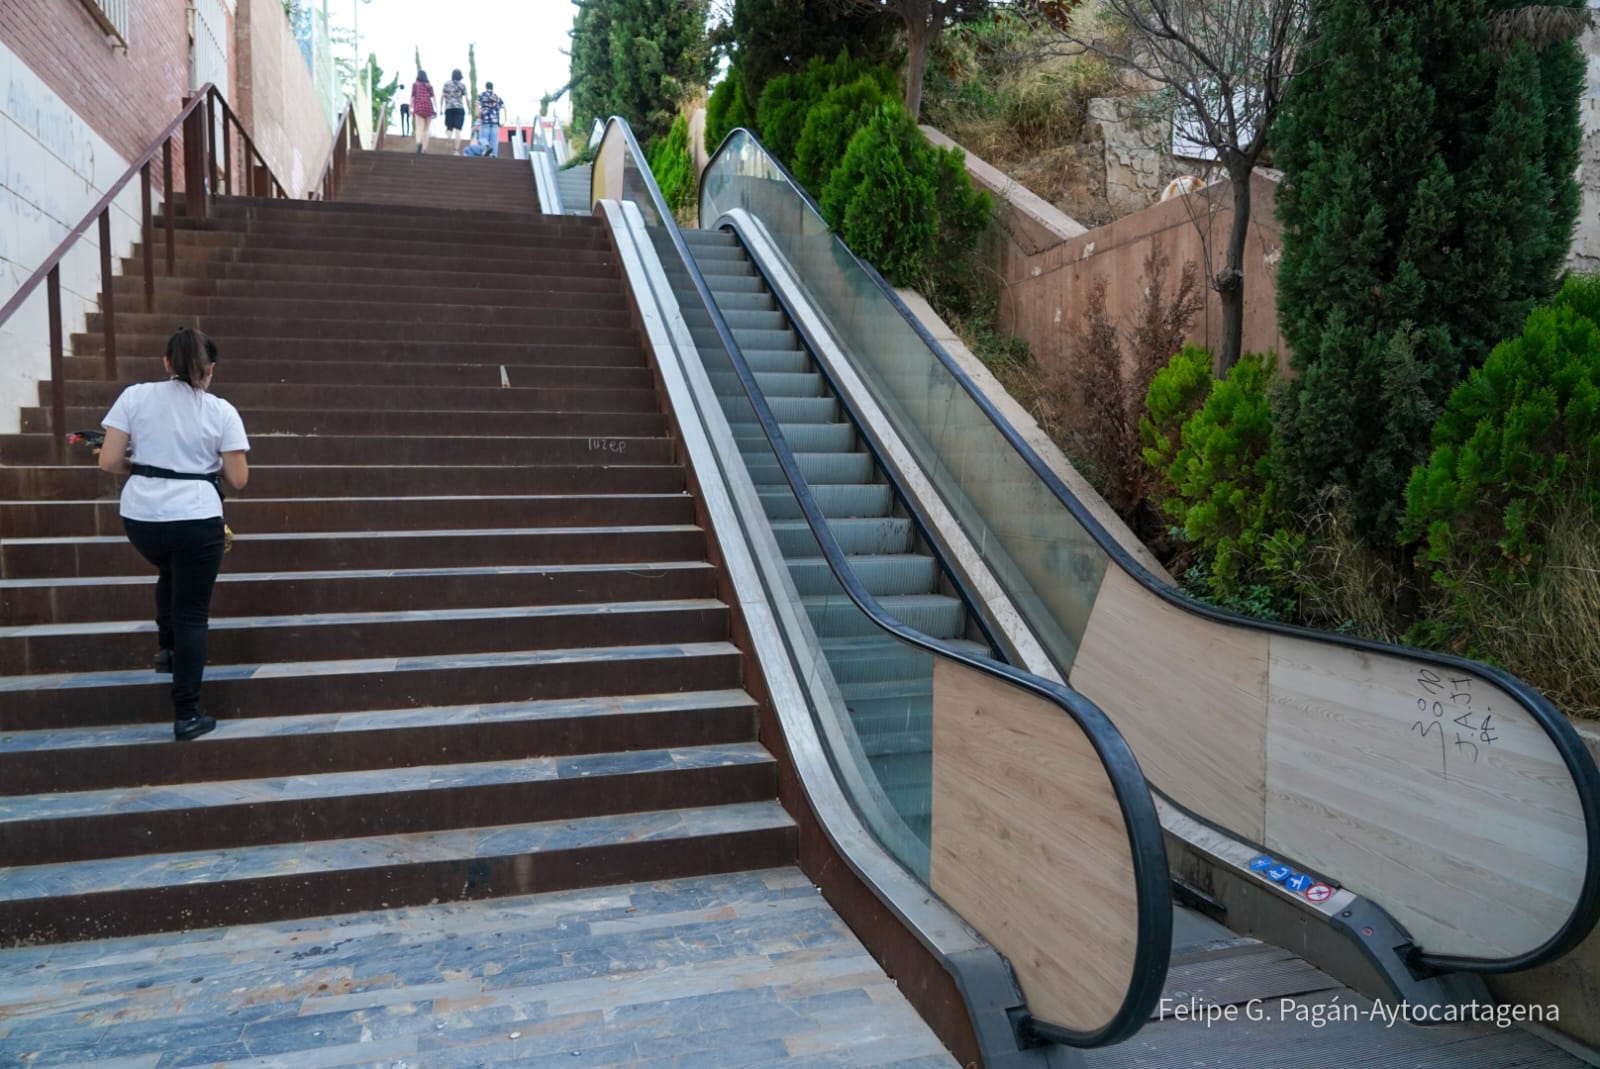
xmin=166 ymin=326 xmax=217 ymax=389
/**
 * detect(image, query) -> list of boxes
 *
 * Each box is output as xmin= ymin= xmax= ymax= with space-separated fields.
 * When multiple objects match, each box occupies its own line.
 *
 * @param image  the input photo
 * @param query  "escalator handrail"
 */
xmin=698 ymin=126 xmax=1600 ymax=974
xmin=596 ymin=115 xmax=1172 ymax=1049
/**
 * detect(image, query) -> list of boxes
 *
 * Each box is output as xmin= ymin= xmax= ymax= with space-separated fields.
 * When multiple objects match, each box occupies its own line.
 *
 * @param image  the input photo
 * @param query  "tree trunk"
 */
xmin=1217 ymin=162 xmax=1253 ymax=371
xmin=902 ymin=1 xmax=936 ymax=120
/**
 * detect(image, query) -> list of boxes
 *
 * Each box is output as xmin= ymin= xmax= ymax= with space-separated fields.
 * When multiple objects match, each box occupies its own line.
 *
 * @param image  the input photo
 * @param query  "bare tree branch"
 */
xmin=1489 ymin=5 xmax=1593 ymax=59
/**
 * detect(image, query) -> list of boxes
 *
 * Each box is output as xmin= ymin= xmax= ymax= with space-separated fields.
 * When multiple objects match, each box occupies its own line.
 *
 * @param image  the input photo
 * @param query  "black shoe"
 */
xmin=154 ymin=648 xmax=173 ymax=674
xmin=174 ymin=714 xmax=217 ymax=741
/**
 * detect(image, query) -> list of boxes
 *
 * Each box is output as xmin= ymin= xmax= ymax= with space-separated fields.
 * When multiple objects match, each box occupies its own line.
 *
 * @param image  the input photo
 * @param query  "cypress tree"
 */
xmin=1272 ymin=0 xmax=1584 ymax=543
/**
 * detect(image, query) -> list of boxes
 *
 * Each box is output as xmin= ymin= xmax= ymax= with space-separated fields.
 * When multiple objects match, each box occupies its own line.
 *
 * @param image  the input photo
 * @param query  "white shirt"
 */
xmin=102 ymin=380 xmax=250 ymax=522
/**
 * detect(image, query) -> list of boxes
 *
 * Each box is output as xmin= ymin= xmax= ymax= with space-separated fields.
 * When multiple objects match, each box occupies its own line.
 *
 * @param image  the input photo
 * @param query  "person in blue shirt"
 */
xmin=477 ymin=82 xmax=504 ymax=157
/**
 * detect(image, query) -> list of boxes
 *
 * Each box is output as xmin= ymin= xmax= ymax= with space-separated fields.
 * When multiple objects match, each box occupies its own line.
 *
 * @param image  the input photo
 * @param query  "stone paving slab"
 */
xmin=0 ymin=868 xmax=957 ymax=1069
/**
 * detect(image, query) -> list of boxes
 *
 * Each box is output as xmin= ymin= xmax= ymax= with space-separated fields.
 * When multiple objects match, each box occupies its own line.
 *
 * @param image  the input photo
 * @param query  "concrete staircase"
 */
xmin=0 ymin=150 xmax=795 ymax=945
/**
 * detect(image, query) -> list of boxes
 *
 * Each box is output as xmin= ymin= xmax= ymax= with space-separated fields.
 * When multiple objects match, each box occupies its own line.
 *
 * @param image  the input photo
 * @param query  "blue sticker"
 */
xmin=1266 ymin=865 xmax=1292 ymax=883
xmin=1284 ymin=872 xmax=1312 ymax=894
xmin=1248 ymin=855 xmax=1276 ymax=872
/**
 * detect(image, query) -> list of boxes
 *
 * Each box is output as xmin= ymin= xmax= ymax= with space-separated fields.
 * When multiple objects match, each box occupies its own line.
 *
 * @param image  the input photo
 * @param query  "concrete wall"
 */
xmin=1570 ymin=0 xmax=1600 ymax=273
xmin=927 ymin=127 xmax=1286 ymax=379
xmin=233 ymin=0 xmax=334 ymax=199
xmin=1 ymin=0 xmax=205 ymax=434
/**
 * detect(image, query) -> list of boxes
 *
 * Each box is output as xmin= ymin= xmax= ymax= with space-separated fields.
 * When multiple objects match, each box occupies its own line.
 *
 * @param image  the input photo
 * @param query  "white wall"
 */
xmin=1 ymin=39 xmax=152 ymax=435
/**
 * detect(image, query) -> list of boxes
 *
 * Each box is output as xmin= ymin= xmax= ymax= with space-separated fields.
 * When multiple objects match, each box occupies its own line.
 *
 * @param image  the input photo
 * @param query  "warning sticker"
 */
xmin=1304 ymin=883 xmax=1334 ymax=903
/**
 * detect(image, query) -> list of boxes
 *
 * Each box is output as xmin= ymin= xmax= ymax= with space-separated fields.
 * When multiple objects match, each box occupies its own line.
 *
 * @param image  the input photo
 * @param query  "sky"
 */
xmin=332 ymin=0 xmax=577 ymax=130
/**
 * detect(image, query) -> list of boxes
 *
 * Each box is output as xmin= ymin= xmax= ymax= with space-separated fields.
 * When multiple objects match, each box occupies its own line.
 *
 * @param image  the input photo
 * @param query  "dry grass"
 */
xmin=1428 ymin=499 xmax=1600 ymax=720
xmin=926 ymin=17 xmax=1121 ymax=226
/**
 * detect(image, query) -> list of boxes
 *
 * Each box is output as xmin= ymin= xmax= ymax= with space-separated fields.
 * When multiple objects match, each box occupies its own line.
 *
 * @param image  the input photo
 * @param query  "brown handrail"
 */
xmin=0 ymin=84 xmax=288 ymax=458
xmin=310 ymin=99 xmax=362 ymax=201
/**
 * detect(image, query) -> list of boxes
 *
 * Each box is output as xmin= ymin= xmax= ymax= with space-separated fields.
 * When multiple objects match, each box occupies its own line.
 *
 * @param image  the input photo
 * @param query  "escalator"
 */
xmin=588 ymin=117 xmax=1600 ymax=1066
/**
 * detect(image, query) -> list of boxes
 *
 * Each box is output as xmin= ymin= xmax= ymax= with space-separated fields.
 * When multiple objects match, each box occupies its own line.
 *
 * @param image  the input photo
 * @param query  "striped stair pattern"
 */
xmin=556 ymin=159 xmax=594 ymax=215
xmin=0 ymin=150 xmax=795 ymax=946
xmin=667 ymin=226 xmax=988 ymax=845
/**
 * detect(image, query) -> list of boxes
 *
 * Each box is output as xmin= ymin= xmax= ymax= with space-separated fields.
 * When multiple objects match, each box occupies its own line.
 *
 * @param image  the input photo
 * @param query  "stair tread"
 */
xmin=0 ymin=640 xmax=742 ymax=693
xmin=0 ymin=742 xmax=774 ymax=826
xmin=0 ymin=559 xmax=714 ymax=590
xmin=0 ymin=688 xmax=755 ymax=755
xmin=4 ymin=523 xmax=703 ymax=547
xmin=0 ymin=597 xmax=727 ymax=639
xmin=0 ymin=800 xmax=794 ymax=902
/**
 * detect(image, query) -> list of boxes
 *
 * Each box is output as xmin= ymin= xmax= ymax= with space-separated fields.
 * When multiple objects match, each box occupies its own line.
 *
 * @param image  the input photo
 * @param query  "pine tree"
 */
xmin=1272 ymin=0 xmax=1585 ymax=543
xmin=569 ymin=0 xmax=712 ymax=148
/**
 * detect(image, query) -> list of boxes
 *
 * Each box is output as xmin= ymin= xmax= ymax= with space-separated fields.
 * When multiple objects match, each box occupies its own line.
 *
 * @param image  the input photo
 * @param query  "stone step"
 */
xmin=0 ymin=597 xmax=731 ymax=675
xmin=111 ymin=276 xmax=627 ymax=311
xmin=2 ymin=640 xmax=747 ymax=728
xmin=39 ymin=380 xmax=660 ymax=414
xmin=21 ymin=431 xmax=683 ymax=469
xmin=0 ymin=461 xmax=685 ymax=503
xmin=22 ymin=406 xmax=670 ymax=438
xmin=1 ymin=522 xmax=708 ymax=578
xmin=0 ymin=799 xmax=795 ymax=945
xmin=0 ymin=741 xmax=776 ymax=865
xmin=0 ymin=560 xmax=719 ymax=626
xmin=90 ymin=296 xmax=630 ymax=332
xmin=0 ymin=688 xmax=757 ymax=794
xmin=168 ymin=229 xmax=610 ymax=262
xmin=212 ymin=193 xmax=582 ymax=226
xmin=1 ymin=491 xmax=694 ymax=538
xmin=161 ymin=214 xmax=609 ymax=248
xmin=120 ymin=256 xmax=623 ymax=291
xmin=56 ymin=356 xmax=650 ymax=388
xmin=73 ymin=316 xmax=639 ymax=350
xmin=67 ymin=334 xmax=642 ymax=364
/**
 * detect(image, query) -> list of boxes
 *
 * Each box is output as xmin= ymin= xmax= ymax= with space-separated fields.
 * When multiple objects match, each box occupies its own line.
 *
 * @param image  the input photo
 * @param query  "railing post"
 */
xmin=97 ymin=209 xmax=118 ymax=381
xmin=182 ymin=97 xmax=208 ymax=219
xmin=162 ymin=139 xmax=176 ymax=273
xmin=222 ymin=106 xmax=234 ymax=196
xmin=47 ymin=267 xmax=66 ymax=461
xmin=140 ymin=161 xmax=154 ymax=313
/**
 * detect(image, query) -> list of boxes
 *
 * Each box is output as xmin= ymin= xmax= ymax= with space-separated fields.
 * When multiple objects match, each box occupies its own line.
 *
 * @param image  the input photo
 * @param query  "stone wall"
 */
xmin=927 ymin=126 xmax=1286 ymax=381
xmin=1569 ymin=1 xmax=1600 ymax=272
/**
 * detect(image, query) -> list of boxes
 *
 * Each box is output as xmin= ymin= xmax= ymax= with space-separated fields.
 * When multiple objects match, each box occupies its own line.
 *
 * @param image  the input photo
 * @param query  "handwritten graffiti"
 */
xmin=1411 ymin=667 xmax=1498 ymax=778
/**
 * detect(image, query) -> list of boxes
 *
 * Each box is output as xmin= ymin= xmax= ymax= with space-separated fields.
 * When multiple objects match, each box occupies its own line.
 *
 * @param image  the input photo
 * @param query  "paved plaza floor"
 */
xmin=0 ymin=868 xmax=957 ymax=1069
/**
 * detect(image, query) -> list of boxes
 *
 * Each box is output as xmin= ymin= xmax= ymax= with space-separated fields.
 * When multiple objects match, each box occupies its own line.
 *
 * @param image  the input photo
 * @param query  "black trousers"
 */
xmin=123 ymin=517 xmax=226 ymax=719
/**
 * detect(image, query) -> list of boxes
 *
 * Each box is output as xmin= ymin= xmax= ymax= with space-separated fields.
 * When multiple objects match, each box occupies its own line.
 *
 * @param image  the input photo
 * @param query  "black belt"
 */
xmin=129 ymin=463 xmax=224 ymax=498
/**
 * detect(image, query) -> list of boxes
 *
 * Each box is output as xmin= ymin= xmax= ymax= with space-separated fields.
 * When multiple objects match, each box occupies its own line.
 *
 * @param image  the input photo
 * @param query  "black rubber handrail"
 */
xmin=596 ymin=115 xmax=1173 ymax=1049
xmin=698 ymin=126 xmax=1600 ymax=975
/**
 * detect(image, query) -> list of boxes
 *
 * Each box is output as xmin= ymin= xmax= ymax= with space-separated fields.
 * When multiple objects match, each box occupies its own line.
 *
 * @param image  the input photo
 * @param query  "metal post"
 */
xmin=222 ymin=106 xmax=234 ymax=196
xmin=47 ymin=267 xmax=66 ymax=460
xmin=182 ymin=99 xmax=208 ymax=220
xmin=162 ymin=139 xmax=177 ymax=271
xmin=97 ymin=210 xmax=118 ymax=380
xmin=141 ymin=162 xmax=154 ymax=312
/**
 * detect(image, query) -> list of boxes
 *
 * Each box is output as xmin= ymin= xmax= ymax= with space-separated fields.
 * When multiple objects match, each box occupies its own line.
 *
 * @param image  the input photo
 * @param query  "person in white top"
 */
xmin=100 ymin=327 xmax=250 ymax=741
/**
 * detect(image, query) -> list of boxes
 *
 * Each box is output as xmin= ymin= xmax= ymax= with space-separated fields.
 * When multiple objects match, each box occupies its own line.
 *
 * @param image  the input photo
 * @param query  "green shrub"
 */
xmin=647 ymin=113 xmax=696 ymax=219
xmin=705 ymin=70 xmax=751 ymax=151
xmin=1404 ymin=274 xmax=1600 ymax=580
xmin=925 ymin=140 xmax=992 ymax=310
xmin=793 ymin=75 xmax=889 ymax=193
xmin=755 ymin=51 xmax=895 ymax=168
xmin=1157 ymin=353 xmax=1295 ymax=609
xmin=1141 ymin=344 xmax=1215 ymax=478
xmin=820 ymin=106 xmax=937 ymax=286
